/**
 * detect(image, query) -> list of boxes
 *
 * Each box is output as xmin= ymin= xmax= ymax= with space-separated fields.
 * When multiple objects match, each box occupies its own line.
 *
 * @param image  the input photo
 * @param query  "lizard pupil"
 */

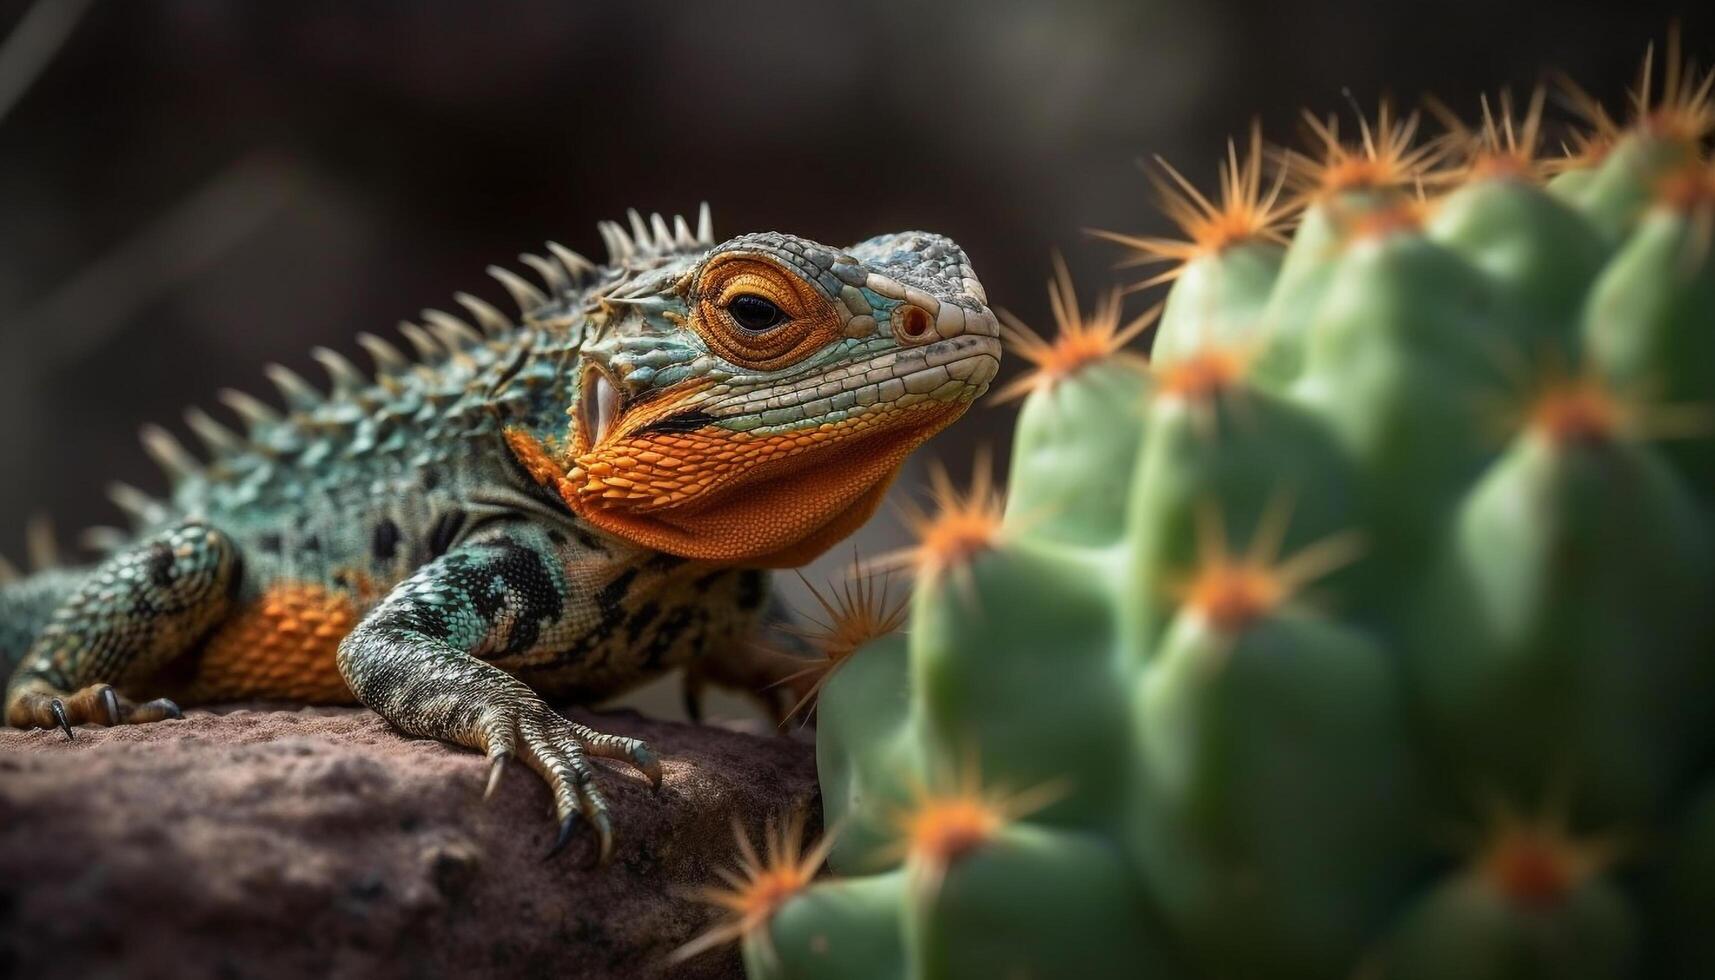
xmin=727 ymin=294 xmax=787 ymax=332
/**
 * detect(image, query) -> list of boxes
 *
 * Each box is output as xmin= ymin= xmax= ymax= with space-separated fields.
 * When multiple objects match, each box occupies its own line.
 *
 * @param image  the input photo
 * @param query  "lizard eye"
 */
xmin=727 ymin=294 xmax=788 ymax=332
xmin=693 ymin=254 xmax=844 ymax=371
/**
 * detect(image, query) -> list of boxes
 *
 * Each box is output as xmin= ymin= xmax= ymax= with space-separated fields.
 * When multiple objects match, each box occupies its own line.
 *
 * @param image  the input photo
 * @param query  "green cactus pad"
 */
xmin=753 ymin=872 xmax=909 ymax=980
xmin=715 ymin=45 xmax=1715 ymax=980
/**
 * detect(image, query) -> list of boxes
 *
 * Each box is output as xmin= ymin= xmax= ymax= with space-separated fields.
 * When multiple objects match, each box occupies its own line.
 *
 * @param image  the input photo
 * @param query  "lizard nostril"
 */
xmin=897 ymin=306 xmax=933 ymax=343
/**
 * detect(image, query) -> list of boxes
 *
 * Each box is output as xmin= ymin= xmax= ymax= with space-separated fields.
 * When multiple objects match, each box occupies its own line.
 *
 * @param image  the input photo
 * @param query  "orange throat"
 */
xmin=505 ymin=400 xmax=963 ymax=567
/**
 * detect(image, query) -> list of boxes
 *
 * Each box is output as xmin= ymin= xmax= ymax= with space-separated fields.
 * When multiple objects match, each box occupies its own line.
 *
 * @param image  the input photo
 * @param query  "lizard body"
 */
xmin=0 ymin=207 xmax=1000 ymax=857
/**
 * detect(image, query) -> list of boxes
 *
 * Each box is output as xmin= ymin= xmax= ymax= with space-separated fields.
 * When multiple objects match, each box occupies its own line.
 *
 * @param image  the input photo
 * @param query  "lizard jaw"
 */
xmin=563 ymin=396 xmax=967 ymax=567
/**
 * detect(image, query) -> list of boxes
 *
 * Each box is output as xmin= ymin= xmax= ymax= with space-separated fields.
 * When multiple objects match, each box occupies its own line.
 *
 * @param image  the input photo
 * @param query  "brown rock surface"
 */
xmin=0 ymin=705 xmax=819 ymax=979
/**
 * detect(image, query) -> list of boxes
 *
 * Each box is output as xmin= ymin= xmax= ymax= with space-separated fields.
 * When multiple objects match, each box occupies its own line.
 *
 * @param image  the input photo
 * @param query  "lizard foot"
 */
xmin=6 ymin=682 xmax=181 ymax=739
xmin=477 ymin=700 xmax=661 ymax=866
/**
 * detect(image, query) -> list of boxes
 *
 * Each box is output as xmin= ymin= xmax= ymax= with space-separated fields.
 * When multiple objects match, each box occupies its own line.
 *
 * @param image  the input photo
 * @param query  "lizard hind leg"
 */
xmin=3 ymin=520 xmax=238 ymax=737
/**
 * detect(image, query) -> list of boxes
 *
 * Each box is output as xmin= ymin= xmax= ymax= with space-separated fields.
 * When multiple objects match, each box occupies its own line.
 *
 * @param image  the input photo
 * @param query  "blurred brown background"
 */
xmin=0 ymin=1 xmax=1705 ymax=715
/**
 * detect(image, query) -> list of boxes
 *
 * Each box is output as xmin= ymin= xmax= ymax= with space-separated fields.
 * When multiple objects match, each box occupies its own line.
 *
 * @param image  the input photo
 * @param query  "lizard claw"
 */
xmin=100 ymin=687 xmax=122 ymax=726
xmin=546 ymin=813 xmax=582 ymax=860
xmin=484 ymin=751 xmax=510 ymax=801
xmin=543 ymin=811 xmax=612 ymax=868
xmin=590 ymin=809 xmax=614 ymax=867
xmin=50 ymin=698 xmax=72 ymax=740
xmin=635 ymin=746 xmax=663 ymax=793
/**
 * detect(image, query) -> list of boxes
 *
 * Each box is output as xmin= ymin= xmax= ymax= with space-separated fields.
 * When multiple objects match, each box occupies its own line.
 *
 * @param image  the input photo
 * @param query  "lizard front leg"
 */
xmin=336 ymin=523 xmax=659 ymax=864
xmin=4 ymin=520 xmax=236 ymax=735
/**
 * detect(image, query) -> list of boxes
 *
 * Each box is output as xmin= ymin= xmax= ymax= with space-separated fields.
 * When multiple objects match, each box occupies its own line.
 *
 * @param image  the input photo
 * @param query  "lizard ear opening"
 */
xmin=576 ymin=364 xmax=623 ymax=453
xmin=692 ymin=255 xmax=844 ymax=371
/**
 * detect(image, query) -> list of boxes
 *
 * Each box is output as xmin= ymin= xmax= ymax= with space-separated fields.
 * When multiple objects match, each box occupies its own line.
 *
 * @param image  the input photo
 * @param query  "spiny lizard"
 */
xmin=0 ymin=206 xmax=1000 ymax=860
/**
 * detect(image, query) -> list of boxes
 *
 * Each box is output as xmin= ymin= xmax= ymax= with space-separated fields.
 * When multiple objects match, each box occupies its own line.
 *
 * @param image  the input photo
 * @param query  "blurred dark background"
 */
xmin=0 ymin=2 xmax=1706 ymax=681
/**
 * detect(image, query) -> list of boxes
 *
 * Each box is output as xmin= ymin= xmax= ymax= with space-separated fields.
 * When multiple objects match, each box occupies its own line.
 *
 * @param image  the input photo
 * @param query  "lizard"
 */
xmin=0 ymin=206 xmax=1001 ymax=861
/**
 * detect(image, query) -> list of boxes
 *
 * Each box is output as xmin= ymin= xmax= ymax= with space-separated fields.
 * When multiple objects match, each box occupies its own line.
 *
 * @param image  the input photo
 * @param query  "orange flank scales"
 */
xmin=174 ymin=583 xmax=360 ymax=704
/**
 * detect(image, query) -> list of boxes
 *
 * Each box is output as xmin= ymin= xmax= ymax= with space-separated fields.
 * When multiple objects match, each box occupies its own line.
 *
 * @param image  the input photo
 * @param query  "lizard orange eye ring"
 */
xmin=692 ymin=255 xmax=844 ymax=371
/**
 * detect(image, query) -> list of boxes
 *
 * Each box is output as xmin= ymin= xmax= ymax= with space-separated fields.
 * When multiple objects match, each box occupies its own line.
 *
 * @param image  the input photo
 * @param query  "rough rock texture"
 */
xmin=0 ymin=705 xmax=818 ymax=979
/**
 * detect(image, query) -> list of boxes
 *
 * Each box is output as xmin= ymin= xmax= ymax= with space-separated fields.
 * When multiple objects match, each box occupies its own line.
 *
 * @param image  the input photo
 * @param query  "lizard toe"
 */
xmin=4 ymin=690 xmax=77 ymax=738
xmin=475 ymin=709 xmax=518 ymax=801
xmin=100 ymin=686 xmax=121 ymax=725
xmin=576 ymin=726 xmax=662 ymax=790
xmin=123 ymin=696 xmax=182 ymax=724
xmin=6 ymin=683 xmax=180 ymax=735
xmin=516 ymin=705 xmax=624 ymax=866
xmin=483 ymin=751 xmax=512 ymax=801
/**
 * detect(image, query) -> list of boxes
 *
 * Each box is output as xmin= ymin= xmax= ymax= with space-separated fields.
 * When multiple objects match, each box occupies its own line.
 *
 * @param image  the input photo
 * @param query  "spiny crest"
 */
xmin=487 ymin=235 xmax=606 ymax=318
xmin=0 ymin=515 xmax=58 ymax=580
xmin=992 ymin=255 xmax=1155 ymax=404
xmin=1430 ymin=86 xmax=1550 ymax=181
xmin=77 ymin=526 xmax=129 ymax=555
xmin=1093 ymin=122 xmax=1296 ymax=292
xmin=25 ymin=514 xmax=58 ymax=571
xmin=778 ymin=555 xmax=910 ymax=724
xmin=124 ymin=219 xmax=646 ymax=496
xmin=870 ymin=450 xmax=1008 ymax=594
xmin=1171 ymin=495 xmax=1365 ymax=634
xmin=129 ymin=206 xmax=716 ymax=494
xmin=1283 ymin=100 xmax=1451 ymax=201
xmin=595 ymin=202 xmax=715 ymax=269
xmin=107 ymin=481 xmax=168 ymax=528
xmin=877 ymin=750 xmax=1064 ymax=899
xmin=671 ymin=808 xmax=835 ymax=966
xmin=139 ymin=424 xmax=202 ymax=485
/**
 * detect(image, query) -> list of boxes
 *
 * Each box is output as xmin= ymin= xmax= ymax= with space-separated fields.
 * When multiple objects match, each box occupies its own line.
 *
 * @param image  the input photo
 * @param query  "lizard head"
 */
xmin=544 ymin=227 xmax=1000 ymax=567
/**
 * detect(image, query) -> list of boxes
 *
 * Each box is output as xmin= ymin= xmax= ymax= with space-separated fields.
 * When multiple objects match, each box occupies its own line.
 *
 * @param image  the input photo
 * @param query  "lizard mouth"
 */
xmin=556 ymin=337 xmax=1000 ymax=566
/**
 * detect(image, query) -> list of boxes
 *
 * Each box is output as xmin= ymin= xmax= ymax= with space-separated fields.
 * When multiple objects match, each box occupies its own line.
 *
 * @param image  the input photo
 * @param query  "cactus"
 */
xmin=677 ymin=38 xmax=1715 ymax=979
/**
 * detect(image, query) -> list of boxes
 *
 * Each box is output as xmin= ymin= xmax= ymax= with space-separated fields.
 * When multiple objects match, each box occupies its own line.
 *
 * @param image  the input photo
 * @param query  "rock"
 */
xmin=0 ymin=705 xmax=819 ymax=979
